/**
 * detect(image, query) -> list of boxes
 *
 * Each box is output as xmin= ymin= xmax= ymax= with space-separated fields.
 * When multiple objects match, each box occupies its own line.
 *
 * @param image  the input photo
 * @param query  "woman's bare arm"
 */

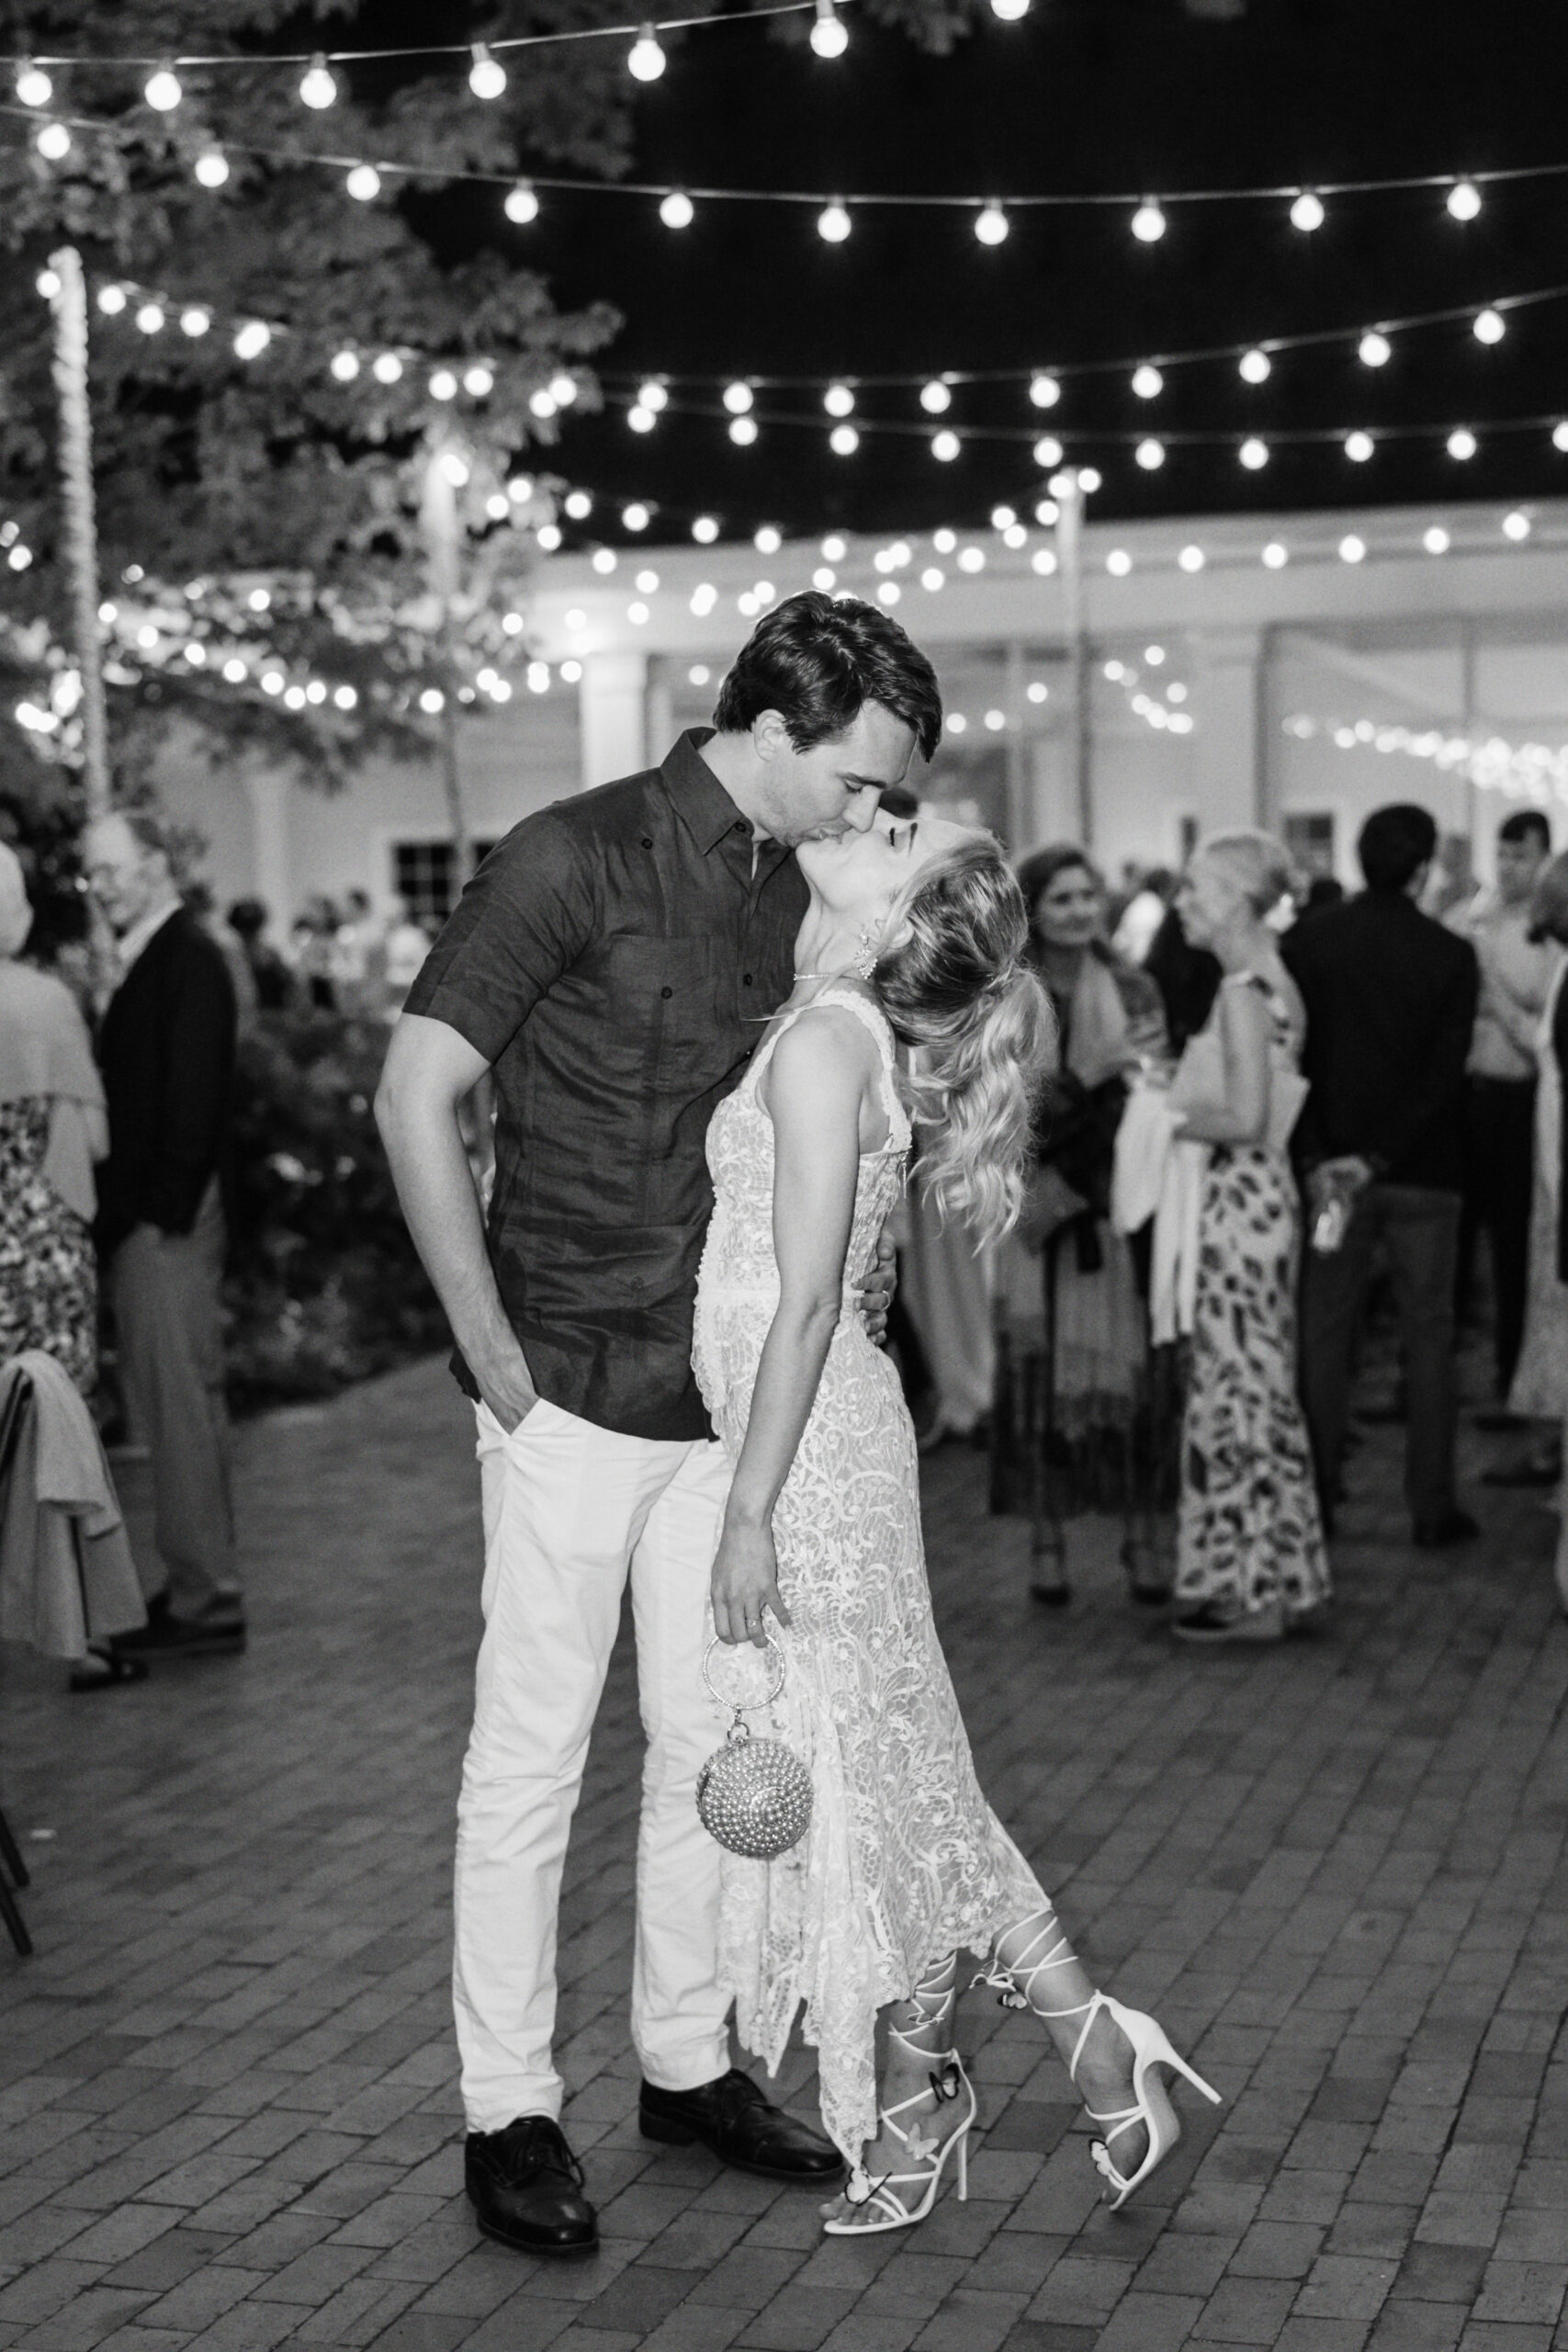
xmin=1176 ymin=979 xmax=1272 ymax=1147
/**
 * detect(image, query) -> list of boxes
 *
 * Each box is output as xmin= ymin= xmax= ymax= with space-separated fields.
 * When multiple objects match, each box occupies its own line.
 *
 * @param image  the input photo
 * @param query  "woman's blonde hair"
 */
xmin=1197 ymin=829 xmax=1299 ymax=919
xmin=871 ymin=835 xmax=1055 ymax=1243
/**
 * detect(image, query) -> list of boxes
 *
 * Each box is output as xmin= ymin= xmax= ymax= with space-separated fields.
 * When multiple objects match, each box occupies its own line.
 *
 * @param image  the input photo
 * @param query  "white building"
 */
xmin=156 ymin=494 xmax=1568 ymax=925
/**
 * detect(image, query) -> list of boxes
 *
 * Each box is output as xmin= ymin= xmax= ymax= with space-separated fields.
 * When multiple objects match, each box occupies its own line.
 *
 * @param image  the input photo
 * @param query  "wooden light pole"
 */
xmin=47 ymin=247 xmax=110 ymax=819
xmin=419 ymin=443 xmax=474 ymax=894
xmin=1054 ymin=469 xmax=1092 ymax=847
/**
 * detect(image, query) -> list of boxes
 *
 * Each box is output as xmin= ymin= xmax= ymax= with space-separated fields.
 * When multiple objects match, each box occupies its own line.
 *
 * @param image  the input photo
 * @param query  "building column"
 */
xmin=578 ymin=650 xmax=649 ymax=793
xmin=246 ymin=766 xmax=292 ymax=927
xmin=1191 ymin=627 xmax=1267 ymax=834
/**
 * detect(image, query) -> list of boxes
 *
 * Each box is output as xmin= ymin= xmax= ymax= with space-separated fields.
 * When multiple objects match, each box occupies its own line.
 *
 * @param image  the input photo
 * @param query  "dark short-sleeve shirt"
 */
xmin=404 ymin=729 xmax=807 ymax=1439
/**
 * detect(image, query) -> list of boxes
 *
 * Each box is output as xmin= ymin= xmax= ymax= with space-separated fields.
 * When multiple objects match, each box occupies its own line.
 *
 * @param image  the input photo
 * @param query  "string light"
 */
xmin=180 ymin=306 xmax=210 ymax=337
xmin=96 ymin=285 xmax=127 ymax=314
xmin=233 ymin=322 xmax=271 ymax=359
xmin=194 ymin=148 xmax=230 ymax=187
xmin=1262 ymin=543 xmax=1289 ymax=567
xmin=1135 ymin=438 xmax=1164 ymax=469
xmin=1447 ymin=177 xmax=1482 ymax=220
xmin=1554 ymin=423 xmax=1568 ymax=452
xmin=824 ymin=382 xmax=855 ymax=416
xmin=1132 ymin=364 xmax=1164 ymax=400
xmin=810 ymin=0 xmax=849 ymax=57
xmin=991 ymin=0 xmax=1031 ymax=17
xmin=1029 ymin=374 xmax=1061 ymax=408
xmin=1239 ymin=348 xmax=1271 ymax=384
xmin=36 ymin=121 xmax=70 ymax=160
xmin=504 ymin=183 xmax=539 ymax=225
xmin=931 ymin=431 xmax=961 ymax=461
xmin=1033 ymin=435 xmax=1063 ymax=468
xmin=1290 ymin=189 xmax=1325 ymax=232
xmin=549 ymin=372 xmax=578 ymax=406
xmin=829 ymin=424 xmax=859 ymax=455
xmin=1423 ymin=526 xmax=1450 ymax=553
xmin=430 ymin=368 xmax=458 ymax=399
xmin=975 ymin=202 xmax=1009 ymax=245
xmin=1106 ymin=548 xmax=1132 ymax=575
xmin=1358 ymin=330 xmax=1392 ymax=367
xmin=1447 ymin=427 xmax=1477 ymax=459
xmin=818 ymin=201 xmax=852 ymax=243
xmin=299 ymin=54 xmax=338 ymax=107
xmin=1239 ymin=436 xmax=1269 ymax=469
xmin=660 ymin=190 xmax=694 ymax=228
xmin=15 ymin=60 xmax=51 ymax=107
xmin=35 ymin=267 xmax=61 ymax=300
xmin=1178 ymin=544 xmax=1205 ymax=571
xmin=920 ymin=380 xmax=952 ymax=413
xmin=637 ymin=380 xmax=669 ymax=413
xmin=368 ymin=352 xmax=400 ymax=382
xmin=345 ymin=164 xmax=380 ymax=201
xmin=1503 ymin=509 xmax=1531 ymax=540
xmin=1345 ymin=430 xmax=1375 ymax=462
xmin=627 ymin=25 xmax=667 ymax=81
xmin=143 ymin=65 xmax=183 ymax=111
xmin=1339 ymin=535 xmax=1367 ymax=562
xmin=468 ymin=44 xmax=507 ymax=99
xmin=1131 ymin=199 xmax=1167 ymax=243
xmin=729 ymin=416 xmax=758 ymax=446
xmin=723 ymin=382 xmax=754 ymax=414
xmin=1473 ymin=307 xmax=1506 ymax=344
xmin=564 ymin=491 xmax=592 ymax=519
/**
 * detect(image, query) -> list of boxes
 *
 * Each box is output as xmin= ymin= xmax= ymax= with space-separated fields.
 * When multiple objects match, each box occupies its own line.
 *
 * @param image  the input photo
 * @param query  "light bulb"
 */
xmin=636 ymin=568 xmax=660 ymax=592
xmin=626 ymin=402 xmax=653 ymax=431
xmin=1553 ymin=422 xmax=1568 ymax=453
xmin=331 ymin=350 xmax=361 ymax=381
xmin=96 ymin=285 xmax=126 ymax=315
xmin=1502 ymin=510 xmax=1530 ymax=541
xmin=659 ymin=189 xmax=694 ymax=228
xmin=1105 ymin=550 xmax=1131 ymax=576
xmin=1359 ymin=329 xmax=1392 ymax=368
xmin=179 ymin=307 xmax=209 ymax=337
xmin=346 ymin=164 xmax=381 ymax=201
xmin=623 ymin=503 xmax=650 ymax=530
xmin=1262 ymin=541 xmax=1288 ymax=568
xmin=991 ymin=0 xmax=1031 ymax=17
xmin=1339 ymin=535 xmax=1366 ymax=563
xmin=1135 ymin=438 xmax=1164 ymax=469
xmin=1345 ymin=430 xmax=1374 ymax=463
xmin=468 ymin=43 xmax=507 ymax=99
xmin=818 ymin=200 xmax=852 ymax=243
xmin=299 ymin=54 xmax=337 ymax=108
xmin=1473 ymin=307 xmax=1505 ymax=344
xmin=1033 ymin=435 xmax=1063 ymax=469
xmin=35 ymin=267 xmax=60 ymax=299
xmin=508 ymin=476 xmax=534 ymax=503
xmin=1239 ymin=436 xmax=1269 ymax=469
xmin=36 ymin=120 xmax=70 ymax=159
xmin=1447 ymin=177 xmax=1482 ymax=221
xmin=1131 ymin=198 xmax=1166 ymax=243
xmin=628 ymin=25 xmax=666 ymax=81
xmin=16 ymin=61 xmax=51 ymax=107
xmin=810 ymin=0 xmax=849 ymax=56
xmin=592 ymin=548 xmax=617 ymax=573
xmin=729 ymin=416 xmax=759 ymax=446
xmin=1029 ymin=373 xmax=1061 ymax=408
xmin=1447 ymin=427 xmax=1477 ymax=460
xmin=1423 ymin=526 xmax=1450 ymax=554
xmin=194 ymin=148 xmax=230 ymax=187
xmin=529 ymin=389 xmax=557 ymax=419
xmin=693 ymin=516 xmax=718 ymax=543
xmin=438 ymin=451 xmax=469 ymax=487
xmin=144 ymin=65 xmax=183 ymax=111
xmin=233 ymin=322 xmax=271 ymax=359
xmin=822 ymin=534 xmax=848 ymax=560
xmin=991 ymin=504 xmax=1016 ymax=528
xmin=1178 ymin=544 xmax=1205 ymax=572
xmin=755 ymin=526 xmax=782 ymax=554
xmin=1132 ymin=363 xmax=1164 ymax=400
xmin=723 ymin=381 xmax=753 ymax=413
xmin=823 ymin=382 xmax=855 ymax=417
xmin=633 ymin=380 xmax=665 ymax=412
xmin=920 ymin=379 xmax=952 ymax=413
xmin=504 ymin=182 xmax=539 ymax=225
xmin=372 ymin=352 xmax=402 ymax=383
xmin=464 ymin=364 xmax=494 ymax=397
xmin=549 ymin=373 xmax=577 ymax=406
xmin=975 ymin=202 xmax=1009 ymax=245
xmin=931 ymin=430 xmax=961 ymax=462
xmin=829 ymin=424 xmax=859 ymax=456
xmin=1238 ymin=347 xmax=1270 ymax=384
xmin=1289 ymin=189 xmax=1325 ymax=232
xmin=564 ymin=492 xmax=592 ymax=519
xmin=430 ymin=368 xmax=457 ymax=401
xmin=536 ymin=525 xmax=562 ymax=550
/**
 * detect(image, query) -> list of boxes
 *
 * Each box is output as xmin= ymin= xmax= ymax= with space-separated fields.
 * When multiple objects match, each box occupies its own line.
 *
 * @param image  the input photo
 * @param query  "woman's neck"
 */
xmin=1213 ymin=913 xmax=1274 ymax=977
xmin=1035 ymin=940 xmax=1087 ymax=994
xmin=793 ymin=902 xmax=867 ymax=981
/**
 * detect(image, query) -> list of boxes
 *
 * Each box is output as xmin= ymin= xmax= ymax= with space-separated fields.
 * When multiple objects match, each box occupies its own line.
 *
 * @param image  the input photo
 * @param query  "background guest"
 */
xmin=290 ymin=894 xmax=341 ymax=1010
xmin=1449 ymin=810 xmax=1556 ymax=1414
xmin=993 ymin=845 xmax=1174 ymax=1605
xmin=85 ymin=810 xmax=244 ymax=1660
xmin=1143 ymin=900 xmax=1222 ymax=1055
xmin=1167 ymin=832 xmax=1327 ymax=1644
xmin=1497 ymin=854 xmax=1568 ymax=1502
xmin=227 ymin=898 xmax=296 ymax=1013
xmin=0 ymin=843 xmax=107 ymax=1397
xmin=1284 ymin=804 xmax=1480 ymax=1547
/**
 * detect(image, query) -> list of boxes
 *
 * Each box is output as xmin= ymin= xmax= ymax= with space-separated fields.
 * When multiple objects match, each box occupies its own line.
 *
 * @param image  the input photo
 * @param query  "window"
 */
xmin=392 ymin=839 xmax=499 ymax=924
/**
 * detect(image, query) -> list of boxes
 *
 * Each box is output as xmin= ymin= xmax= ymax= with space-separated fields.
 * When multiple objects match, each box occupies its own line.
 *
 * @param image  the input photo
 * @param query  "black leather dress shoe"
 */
xmin=465 ymin=2117 xmax=598 ymax=2256
xmin=1412 ymin=1508 xmax=1481 ymax=1549
xmin=639 ymin=2070 xmax=843 ymax=2182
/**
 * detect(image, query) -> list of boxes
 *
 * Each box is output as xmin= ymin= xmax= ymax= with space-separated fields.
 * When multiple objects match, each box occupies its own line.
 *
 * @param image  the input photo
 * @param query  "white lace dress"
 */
xmin=693 ymin=989 xmax=1048 ymax=2164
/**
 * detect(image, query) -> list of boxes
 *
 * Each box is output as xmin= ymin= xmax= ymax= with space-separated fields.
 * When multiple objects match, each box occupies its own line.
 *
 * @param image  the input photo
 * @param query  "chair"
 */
xmin=0 ymin=1369 xmax=34 ymax=1956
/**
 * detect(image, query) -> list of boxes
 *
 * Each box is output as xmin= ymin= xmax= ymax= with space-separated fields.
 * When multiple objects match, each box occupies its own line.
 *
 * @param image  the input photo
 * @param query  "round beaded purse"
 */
xmin=695 ymin=1637 xmax=813 ymax=1861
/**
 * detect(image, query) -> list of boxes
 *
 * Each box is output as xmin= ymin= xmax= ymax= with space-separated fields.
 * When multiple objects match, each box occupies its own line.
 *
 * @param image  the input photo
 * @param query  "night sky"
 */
xmin=440 ymin=0 xmax=1568 ymax=548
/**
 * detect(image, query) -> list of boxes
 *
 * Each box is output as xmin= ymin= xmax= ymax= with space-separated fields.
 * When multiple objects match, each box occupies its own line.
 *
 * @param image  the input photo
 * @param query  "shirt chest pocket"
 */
xmin=604 ymin=935 xmax=726 ymax=1083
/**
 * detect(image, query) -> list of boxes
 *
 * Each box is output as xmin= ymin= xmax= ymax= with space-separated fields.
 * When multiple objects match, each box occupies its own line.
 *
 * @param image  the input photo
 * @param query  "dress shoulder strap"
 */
xmin=747 ymin=988 xmax=910 ymax=1148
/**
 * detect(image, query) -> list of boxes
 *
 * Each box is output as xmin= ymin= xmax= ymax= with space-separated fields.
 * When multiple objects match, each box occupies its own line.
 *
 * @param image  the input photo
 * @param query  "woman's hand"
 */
xmin=711 ymin=1515 xmax=792 ymax=1648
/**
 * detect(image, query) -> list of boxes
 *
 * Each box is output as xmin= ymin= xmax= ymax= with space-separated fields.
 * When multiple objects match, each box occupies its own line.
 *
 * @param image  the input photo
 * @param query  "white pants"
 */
xmin=455 ymin=1396 xmax=734 ymax=2131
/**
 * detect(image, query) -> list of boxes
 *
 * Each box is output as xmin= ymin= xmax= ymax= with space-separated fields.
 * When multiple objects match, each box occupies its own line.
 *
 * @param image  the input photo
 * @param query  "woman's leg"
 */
xmin=981 ymin=1907 xmax=1149 ymax=2179
xmin=820 ymin=1953 xmax=970 ymax=2226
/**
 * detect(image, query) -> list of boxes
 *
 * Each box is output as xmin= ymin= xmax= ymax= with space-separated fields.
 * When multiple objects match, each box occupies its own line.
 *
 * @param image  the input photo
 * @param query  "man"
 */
xmin=1449 ymin=810 xmax=1555 ymax=1410
xmin=377 ymin=593 xmax=941 ymax=2259
xmin=86 ymin=811 xmax=243 ymax=1656
xmin=1284 ymin=803 xmax=1480 ymax=1547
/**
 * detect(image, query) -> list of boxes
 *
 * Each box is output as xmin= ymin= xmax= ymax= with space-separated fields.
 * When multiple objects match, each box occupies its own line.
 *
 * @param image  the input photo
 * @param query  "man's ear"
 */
xmin=752 ymin=710 xmax=790 ymax=764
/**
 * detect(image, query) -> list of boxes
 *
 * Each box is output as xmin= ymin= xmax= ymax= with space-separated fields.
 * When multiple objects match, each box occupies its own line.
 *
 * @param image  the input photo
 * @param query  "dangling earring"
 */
xmin=852 ymin=925 xmax=879 ymax=979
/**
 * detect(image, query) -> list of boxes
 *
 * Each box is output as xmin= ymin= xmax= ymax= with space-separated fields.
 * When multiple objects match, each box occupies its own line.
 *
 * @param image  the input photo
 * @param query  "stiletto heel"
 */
xmin=823 ymin=1959 xmax=976 ymax=2237
xmin=974 ymin=1920 xmax=1222 ymax=2212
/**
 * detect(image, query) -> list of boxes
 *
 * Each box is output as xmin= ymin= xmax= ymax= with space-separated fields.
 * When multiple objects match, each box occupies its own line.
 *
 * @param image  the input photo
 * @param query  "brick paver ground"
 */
xmin=2 ymin=1353 xmax=1566 ymax=2352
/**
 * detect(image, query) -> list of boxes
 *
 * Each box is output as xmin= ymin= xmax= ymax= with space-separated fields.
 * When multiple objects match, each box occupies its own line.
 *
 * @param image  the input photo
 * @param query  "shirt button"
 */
xmin=743 ymin=974 xmax=754 ymax=986
xmin=640 ymin=836 xmax=653 ymax=849
xmin=733 ymin=820 xmax=747 ymax=834
xmin=660 ymin=985 xmax=673 ymax=999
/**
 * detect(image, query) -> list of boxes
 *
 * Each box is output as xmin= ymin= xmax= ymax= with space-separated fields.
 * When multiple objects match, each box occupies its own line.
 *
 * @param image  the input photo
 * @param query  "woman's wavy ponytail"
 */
xmin=871 ymin=836 xmax=1056 ymax=1244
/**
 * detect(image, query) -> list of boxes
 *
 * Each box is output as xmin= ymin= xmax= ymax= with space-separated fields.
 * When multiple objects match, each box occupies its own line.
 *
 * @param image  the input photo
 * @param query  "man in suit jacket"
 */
xmin=85 ymin=810 xmax=243 ymax=1656
xmin=1282 ymin=803 xmax=1480 ymax=1546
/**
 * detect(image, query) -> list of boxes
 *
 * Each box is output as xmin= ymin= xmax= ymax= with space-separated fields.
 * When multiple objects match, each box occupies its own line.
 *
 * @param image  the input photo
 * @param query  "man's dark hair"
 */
xmin=227 ymin=896 xmax=268 ymax=939
xmin=1358 ymin=803 xmax=1438 ymax=892
xmin=1499 ymin=809 xmax=1551 ymax=853
xmin=711 ymin=591 xmax=942 ymax=763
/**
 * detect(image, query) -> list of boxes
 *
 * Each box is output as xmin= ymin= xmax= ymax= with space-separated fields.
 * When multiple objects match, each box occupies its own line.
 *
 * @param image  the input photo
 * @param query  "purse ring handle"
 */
xmin=702 ymin=1633 xmax=785 ymax=1711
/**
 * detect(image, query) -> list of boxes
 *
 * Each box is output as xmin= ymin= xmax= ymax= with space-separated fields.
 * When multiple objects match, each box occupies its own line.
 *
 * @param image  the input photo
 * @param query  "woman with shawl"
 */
xmin=992 ymin=845 xmax=1176 ymax=1604
xmin=0 ymin=843 xmax=107 ymax=1395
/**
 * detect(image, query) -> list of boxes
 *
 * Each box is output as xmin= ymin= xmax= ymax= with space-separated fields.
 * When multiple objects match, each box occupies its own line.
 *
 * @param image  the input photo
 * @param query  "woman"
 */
xmin=0 ymin=843 xmax=107 ymax=1395
xmin=1168 ymin=832 xmax=1329 ymax=1643
xmin=694 ymin=813 xmax=1217 ymax=2233
xmin=995 ymin=846 xmax=1175 ymax=1603
xmin=1504 ymin=856 xmax=1568 ymax=1492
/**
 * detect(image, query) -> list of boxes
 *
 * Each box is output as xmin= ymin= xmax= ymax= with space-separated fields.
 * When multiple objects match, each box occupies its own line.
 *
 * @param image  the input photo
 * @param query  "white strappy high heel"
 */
xmin=823 ymin=1960 xmax=976 ymax=2235
xmin=973 ymin=1919 xmax=1222 ymax=2211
